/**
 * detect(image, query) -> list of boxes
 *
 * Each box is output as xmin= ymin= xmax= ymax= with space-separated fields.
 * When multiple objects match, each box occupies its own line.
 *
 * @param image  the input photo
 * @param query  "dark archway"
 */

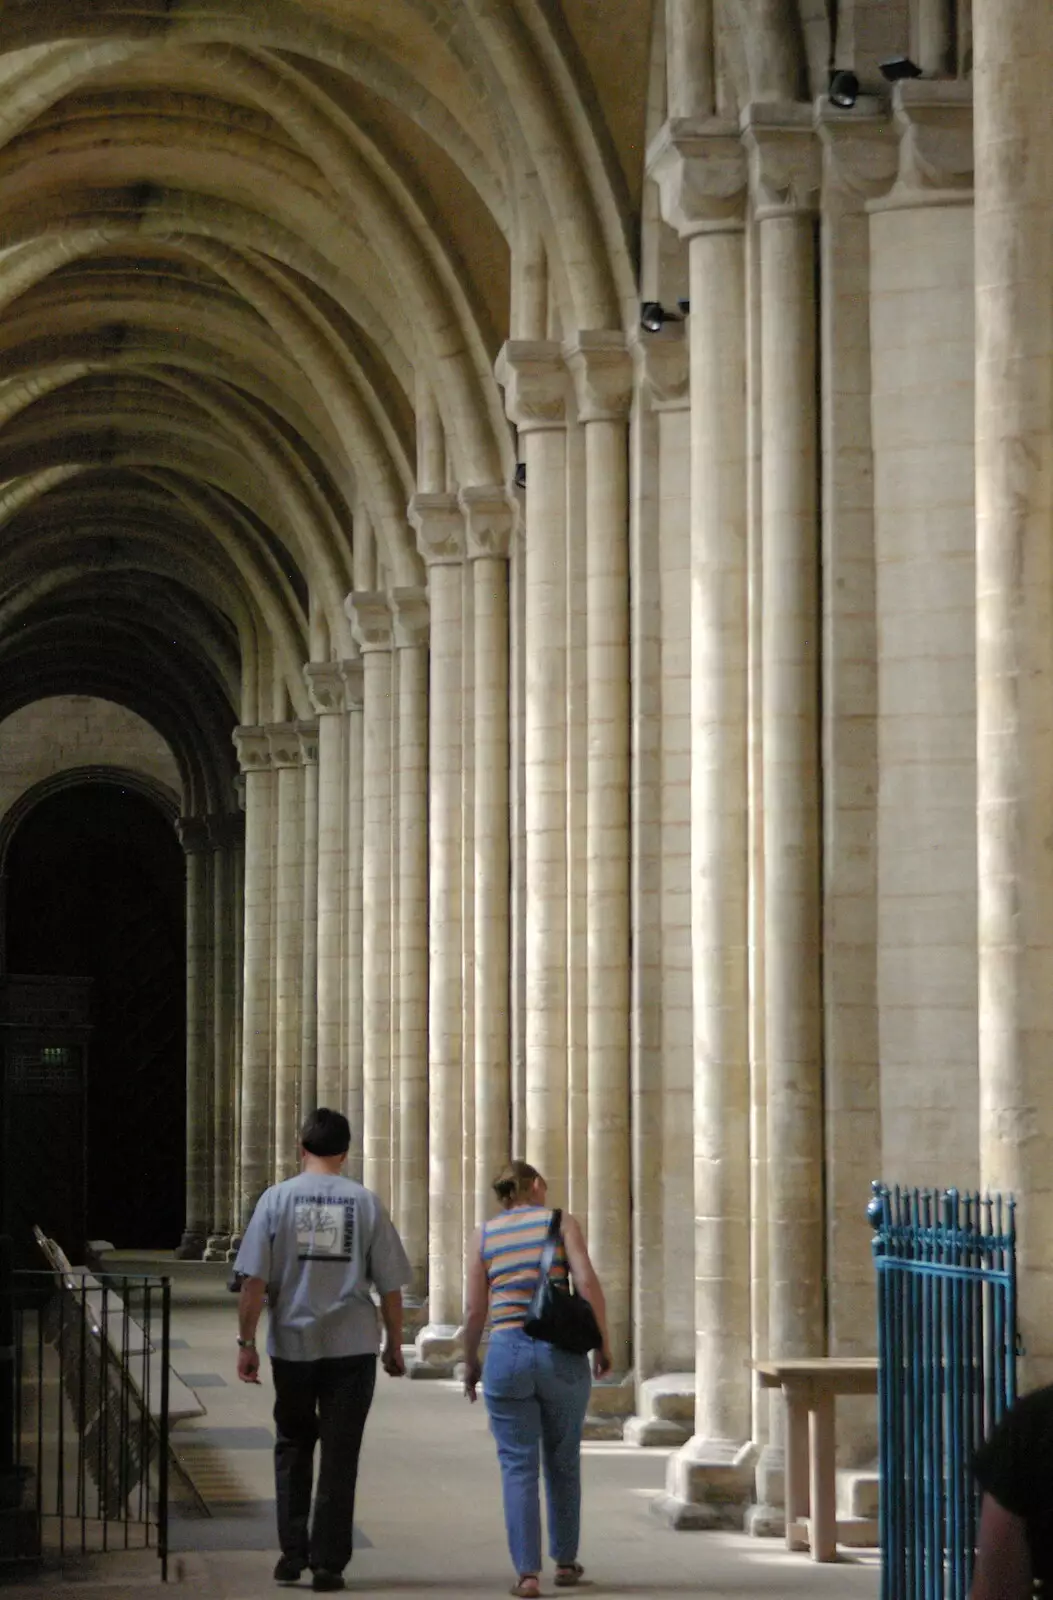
xmin=5 ymin=783 xmax=186 ymax=1247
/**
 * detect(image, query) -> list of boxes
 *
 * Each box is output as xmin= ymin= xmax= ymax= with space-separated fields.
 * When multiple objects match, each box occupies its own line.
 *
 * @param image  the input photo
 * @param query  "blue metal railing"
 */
xmin=870 ymin=1181 xmax=1018 ymax=1600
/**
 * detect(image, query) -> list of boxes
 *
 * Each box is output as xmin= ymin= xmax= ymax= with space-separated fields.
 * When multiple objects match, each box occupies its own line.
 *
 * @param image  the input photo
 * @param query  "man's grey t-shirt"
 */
xmin=234 ymin=1172 xmax=411 ymax=1362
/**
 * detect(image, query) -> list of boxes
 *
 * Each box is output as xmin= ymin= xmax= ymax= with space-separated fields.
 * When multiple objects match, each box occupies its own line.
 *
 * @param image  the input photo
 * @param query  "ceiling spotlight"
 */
xmin=828 ymin=69 xmax=859 ymax=108
xmin=640 ymin=301 xmax=667 ymax=334
xmin=513 ymin=462 xmax=526 ymax=490
xmin=676 ymin=298 xmax=690 ymax=317
xmin=879 ymin=55 xmax=923 ymax=81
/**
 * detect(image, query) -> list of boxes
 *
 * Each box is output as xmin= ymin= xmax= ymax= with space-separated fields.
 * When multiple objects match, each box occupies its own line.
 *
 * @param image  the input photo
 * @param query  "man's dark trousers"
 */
xmin=272 ymin=1353 xmax=377 ymax=1574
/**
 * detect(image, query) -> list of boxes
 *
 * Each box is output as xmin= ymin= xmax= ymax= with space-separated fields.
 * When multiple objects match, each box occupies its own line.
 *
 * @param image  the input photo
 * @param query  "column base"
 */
xmin=174 ymin=1232 xmax=207 ymax=1261
xmin=408 ymin=1322 xmax=462 ymax=1378
xmin=652 ymin=1435 xmax=756 ymax=1530
xmin=227 ymin=1236 xmax=243 ymax=1262
xmin=745 ymin=1444 xmax=784 ymax=1538
xmin=623 ymin=1371 xmax=694 ymax=1447
xmin=203 ymin=1235 xmax=232 ymax=1261
xmin=584 ymin=1372 xmax=634 ymax=1440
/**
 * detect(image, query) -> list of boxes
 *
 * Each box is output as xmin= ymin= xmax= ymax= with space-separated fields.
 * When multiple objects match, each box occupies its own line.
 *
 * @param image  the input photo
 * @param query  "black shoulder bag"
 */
xmin=522 ymin=1208 xmax=602 ymax=1356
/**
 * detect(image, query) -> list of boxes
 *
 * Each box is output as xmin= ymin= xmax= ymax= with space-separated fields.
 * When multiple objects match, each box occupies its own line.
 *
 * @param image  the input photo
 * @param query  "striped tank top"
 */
xmin=481 ymin=1206 xmax=569 ymax=1331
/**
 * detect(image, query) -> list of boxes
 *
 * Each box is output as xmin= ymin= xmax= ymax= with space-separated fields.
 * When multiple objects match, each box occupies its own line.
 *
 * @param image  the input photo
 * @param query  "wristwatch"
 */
xmin=236 ymin=1337 xmax=256 ymax=1350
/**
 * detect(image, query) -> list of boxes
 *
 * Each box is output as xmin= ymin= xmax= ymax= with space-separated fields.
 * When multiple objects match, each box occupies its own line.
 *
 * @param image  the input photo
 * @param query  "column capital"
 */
xmin=267 ymin=721 xmax=304 ymax=768
xmin=882 ymin=80 xmax=973 ymax=207
xmin=207 ymin=810 xmax=245 ymax=850
xmin=233 ymin=724 xmax=272 ymax=773
xmin=339 ymin=656 xmax=364 ymax=708
xmin=741 ymin=102 xmax=820 ymax=219
xmin=494 ymin=340 xmax=568 ymax=431
xmin=631 ymin=332 xmax=689 ymax=411
xmin=391 ymin=585 xmax=430 ymax=648
xmin=815 ymin=101 xmax=900 ymax=202
xmin=176 ymin=816 xmax=211 ymax=855
xmin=304 ymin=660 xmax=346 ymax=716
xmin=563 ymin=331 xmax=633 ymax=423
xmin=345 ymin=590 xmax=394 ymax=653
xmin=296 ymin=719 xmax=320 ymax=765
xmin=459 ymin=484 xmax=515 ymax=560
xmin=408 ymin=492 xmax=465 ymax=567
xmin=646 ymin=117 xmax=747 ymax=238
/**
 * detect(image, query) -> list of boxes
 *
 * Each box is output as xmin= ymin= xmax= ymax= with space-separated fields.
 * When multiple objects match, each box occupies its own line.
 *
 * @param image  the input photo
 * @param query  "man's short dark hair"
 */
xmin=301 ymin=1108 xmax=351 ymax=1158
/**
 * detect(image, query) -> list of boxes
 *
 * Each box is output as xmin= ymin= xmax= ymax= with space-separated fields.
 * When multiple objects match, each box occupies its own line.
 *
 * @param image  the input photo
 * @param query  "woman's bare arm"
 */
xmin=969 ymin=1494 xmax=1032 ymax=1600
xmin=462 ymin=1226 xmax=489 ymax=1398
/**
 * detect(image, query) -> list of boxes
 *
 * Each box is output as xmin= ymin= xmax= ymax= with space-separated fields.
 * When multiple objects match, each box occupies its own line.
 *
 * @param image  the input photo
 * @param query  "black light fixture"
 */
xmin=641 ymin=301 xmax=667 ymax=334
xmin=879 ymin=55 xmax=923 ymax=81
xmin=828 ymin=68 xmax=859 ymax=108
xmin=513 ymin=462 xmax=526 ymax=490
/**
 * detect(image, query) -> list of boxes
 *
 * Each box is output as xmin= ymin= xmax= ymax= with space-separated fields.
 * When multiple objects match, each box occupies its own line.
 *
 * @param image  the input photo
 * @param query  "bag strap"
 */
xmin=534 ymin=1207 xmax=563 ymax=1290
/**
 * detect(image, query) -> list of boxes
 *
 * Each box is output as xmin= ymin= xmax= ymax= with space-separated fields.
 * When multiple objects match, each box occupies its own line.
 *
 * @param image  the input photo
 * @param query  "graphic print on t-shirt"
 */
xmin=295 ymin=1194 xmax=355 ymax=1261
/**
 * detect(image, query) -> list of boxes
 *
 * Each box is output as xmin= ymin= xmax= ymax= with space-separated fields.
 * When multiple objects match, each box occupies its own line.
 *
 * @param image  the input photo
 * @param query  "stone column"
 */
xmin=410 ymin=494 xmax=465 ymax=1367
xmin=230 ymin=783 xmax=246 ymax=1248
xmin=648 ymin=119 xmax=753 ymax=1520
xmin=233 ymin=726 xmax=275 ymax=1229
xmin=299 ymin=722 xmax=320 ymax=1118
xmin=305 ymin=663 xmax=347 ymax=1108
xmin=495 ymin=343 xmax=571 ymax=1199
xmin=205 ymin=812 xmax=242 ymax=1258
xmin=342 ymin=657 xmax=365 ymax=1176
xmin=744 ymin=108 xmax=825 ymax=1515
xmin=392 ymin=585 xmax=430 ymax=1296
xmin=269 ymin=722 xmax=308 ymax=1182
xmin=346 ymin=597 xmax=394 ymax=1205
xmin=975 ymin=0 xmax=1053 ymax=1378
xmin=463 ymin=487 xmax=515 ymax=1226
xmin=565 ymin=334 xmax=634 ymax=1376
xmin=175 ymin=816 xmax=211 ymax=1259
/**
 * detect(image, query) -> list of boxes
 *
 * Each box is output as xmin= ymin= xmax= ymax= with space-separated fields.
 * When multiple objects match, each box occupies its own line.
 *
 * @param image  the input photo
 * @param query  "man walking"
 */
xmin=234 ymin=1108 xmax=411 ymax=1592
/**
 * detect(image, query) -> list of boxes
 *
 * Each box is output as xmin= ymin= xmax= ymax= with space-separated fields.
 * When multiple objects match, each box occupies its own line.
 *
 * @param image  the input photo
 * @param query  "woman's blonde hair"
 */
xmin=492 ymin=1159 xmax=543 ymax=1208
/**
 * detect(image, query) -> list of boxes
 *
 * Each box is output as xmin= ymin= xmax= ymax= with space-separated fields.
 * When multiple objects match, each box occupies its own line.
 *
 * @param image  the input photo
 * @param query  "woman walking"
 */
xmin=463 ymin=1161 xmax=612 ymax=1598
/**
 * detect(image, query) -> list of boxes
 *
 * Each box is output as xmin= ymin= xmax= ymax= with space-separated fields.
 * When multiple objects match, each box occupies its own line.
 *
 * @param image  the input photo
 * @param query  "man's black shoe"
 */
xmin=274 ymin=1555 xmax=305 ymax=1584
xmin=311 ymin=1573 xmax=345 ymax=1593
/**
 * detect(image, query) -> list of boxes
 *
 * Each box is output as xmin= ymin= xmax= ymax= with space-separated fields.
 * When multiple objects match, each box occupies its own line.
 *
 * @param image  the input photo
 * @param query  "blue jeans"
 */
xmin=484 ymin=1328 xmax=592 ymax=1576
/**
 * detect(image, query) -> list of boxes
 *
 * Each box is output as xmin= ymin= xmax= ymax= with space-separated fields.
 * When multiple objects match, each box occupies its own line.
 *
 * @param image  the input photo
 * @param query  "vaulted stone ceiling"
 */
xmin=0 ymin=0 xmax=658 ymax=813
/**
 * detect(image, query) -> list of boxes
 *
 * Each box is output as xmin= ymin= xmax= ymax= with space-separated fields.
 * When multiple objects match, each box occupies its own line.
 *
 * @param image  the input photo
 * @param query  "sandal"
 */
xmin=555 ymin=1564 xmax=585 ymax=1587
xmin=510 ymin=1579 xmax=540 ymax=1598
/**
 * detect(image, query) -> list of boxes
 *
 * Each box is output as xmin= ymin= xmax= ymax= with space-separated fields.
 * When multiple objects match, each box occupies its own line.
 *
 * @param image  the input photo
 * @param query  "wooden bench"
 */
xmin=753 ymin=1357 xmax=879 ymax=1562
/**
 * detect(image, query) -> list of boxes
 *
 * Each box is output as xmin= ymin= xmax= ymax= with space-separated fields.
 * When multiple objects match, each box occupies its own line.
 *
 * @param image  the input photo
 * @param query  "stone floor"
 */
xmin=4 ymin=1264 xmax=881 ymax=1598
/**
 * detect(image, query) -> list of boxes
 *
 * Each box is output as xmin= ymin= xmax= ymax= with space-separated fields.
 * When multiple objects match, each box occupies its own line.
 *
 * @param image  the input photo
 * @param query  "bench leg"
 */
xmin=784 ymin=1394 xmax=810 ymax=1552
xmin=808 ymin=1393 xmax=837 ymax=1562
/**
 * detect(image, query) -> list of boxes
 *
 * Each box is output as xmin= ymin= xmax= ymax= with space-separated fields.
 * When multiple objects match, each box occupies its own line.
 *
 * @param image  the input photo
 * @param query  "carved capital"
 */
xmin=816 ymin=101 xmax=899 ymax=202
xmin=494 ymin=340 xmax=568 ymax=431
xmin=460 ymin=484 xmax=515 ymax=561
xmin=391 ymin=585 xmax=430 ymax=648
xmin=345 ymin=591 xmax=394 ymax=653
xmin=741 ymin=103 xmax=820 ymax=219
xmin=408 ymin=492 xmax=464 ymax=567
xmin=886 ymin=80 xmax=973 ymax=205
xmin=631 ymin=331 xmax=689 ymax=411
xmin=267 ymin=721 xmax=303 ymax=769
xmin=207 ymin=811 xmax=245 ymax=851
xmin=564 ymin=331 xmax=632 ymax=423
xmin=176 ymin=816 xmax=210 ymax=855
xmin=296 ymin=719 xmax=319 ymax=765
xmin=233 ymin=724 xmax=272 ymax=774
xmin=304 ymin=660 xmax=346 ymax=716
xmin=339 ymin=656 xmax=364 ymax=709
xmin=646 ymin=117 xmax=747 ymax=238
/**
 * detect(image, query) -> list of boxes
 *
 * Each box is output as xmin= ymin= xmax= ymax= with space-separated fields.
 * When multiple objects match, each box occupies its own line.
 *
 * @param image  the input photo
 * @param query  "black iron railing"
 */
xmin=870 ymin=1181 xmax=1018 ymax=1600
xmin=2 ymin=1265 xmax=171 ymax=1580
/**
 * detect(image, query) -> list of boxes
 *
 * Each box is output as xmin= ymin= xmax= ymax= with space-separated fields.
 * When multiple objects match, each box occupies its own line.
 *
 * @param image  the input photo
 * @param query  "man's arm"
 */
xmin=379 ymin=1289 xmax=405 ymax=1376
xmin=236 ymin=1277 xmax=267 ymax=1384
xmin=969 ymin=1493 xmax=1032 ymax=1600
